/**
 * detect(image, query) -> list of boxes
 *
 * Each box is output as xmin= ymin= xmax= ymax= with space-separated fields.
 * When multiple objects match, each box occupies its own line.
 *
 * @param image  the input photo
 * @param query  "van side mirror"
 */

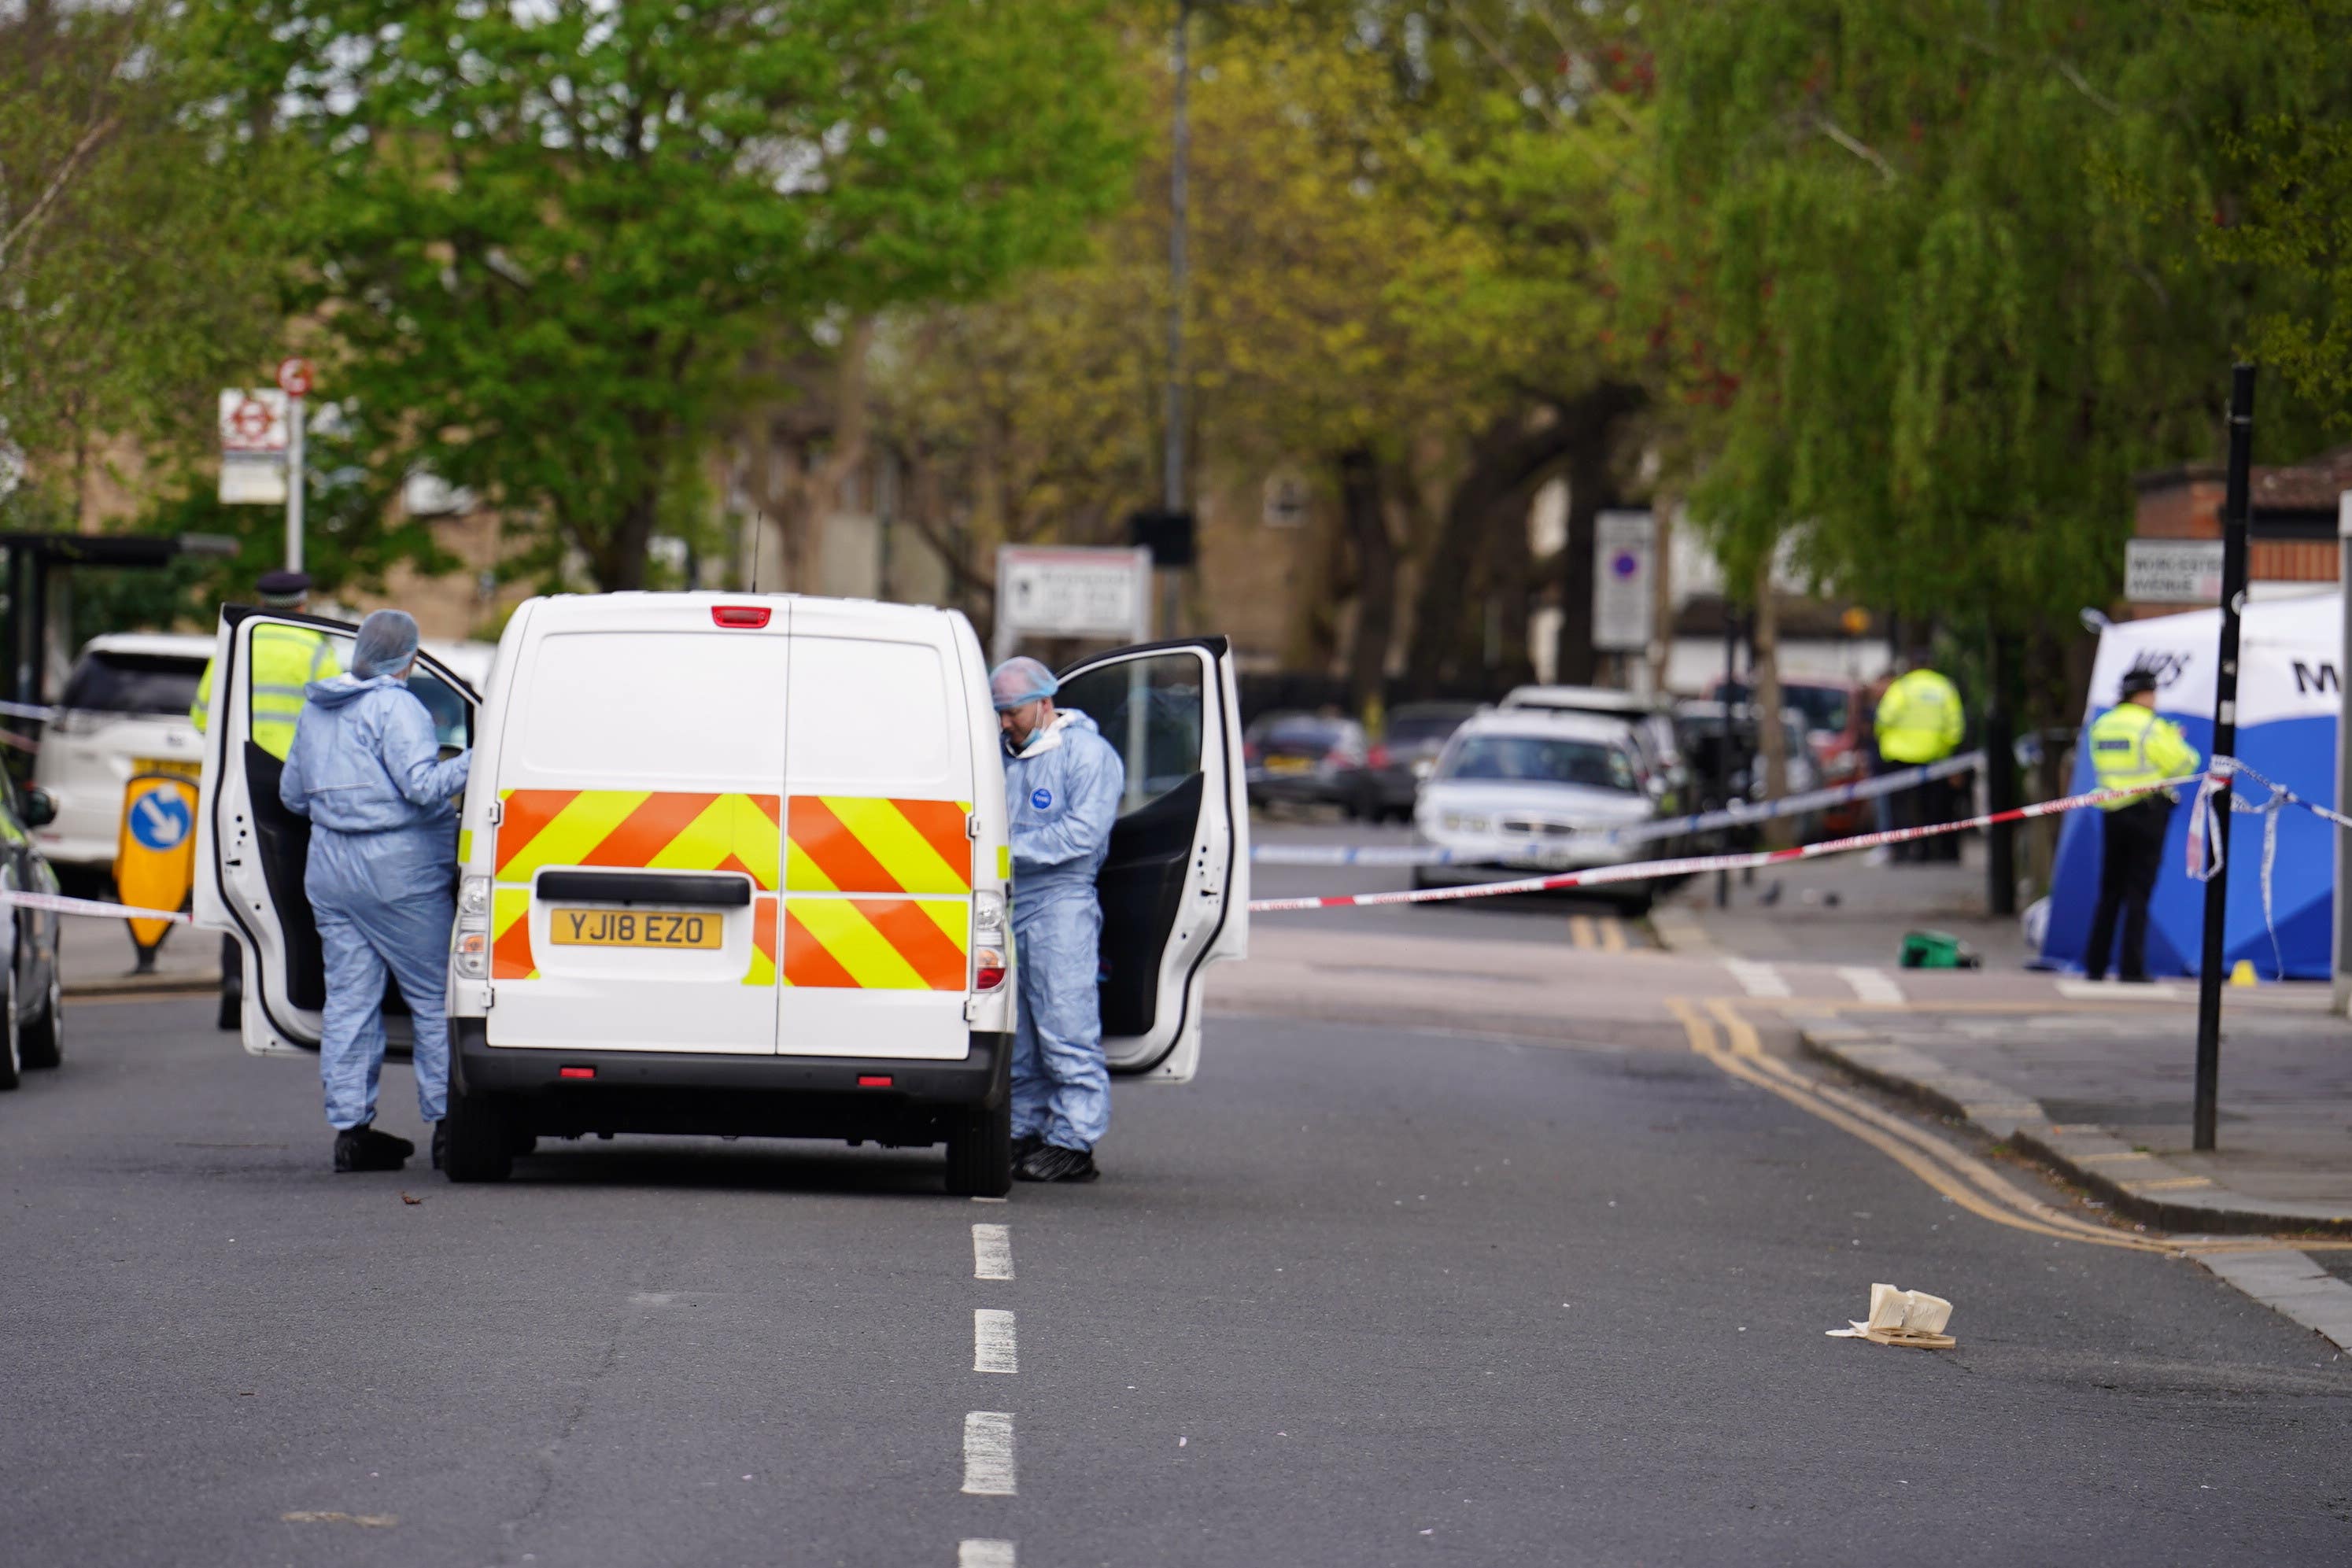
xmin=22 ymin=788 xmax=56 ymax=828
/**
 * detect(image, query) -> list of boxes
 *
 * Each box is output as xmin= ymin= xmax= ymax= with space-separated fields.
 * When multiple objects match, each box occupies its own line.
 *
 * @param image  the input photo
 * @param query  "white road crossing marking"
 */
xmin=972 ymin=1223 xmax=1014 ymax=1281
xmin=962 ymin=1411 xmax=1017 ymax=1496
xmin=2055 ymin=979 xmax=2189 ymax=1001
xmin=973 ymin=1309 xmax=1017 ymax=1374
xmin=1837 ymin=966 xmax=1905 ymax=1005
xmin=959 ymin=1542 xmax=1017 ymax=1568
xmin=1724 ymin=958 xmax=1792 ymax=998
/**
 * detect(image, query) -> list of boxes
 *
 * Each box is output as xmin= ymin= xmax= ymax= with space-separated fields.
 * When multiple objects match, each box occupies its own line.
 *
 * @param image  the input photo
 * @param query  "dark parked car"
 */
xmin=1358 ymin=702 xmax=1481 ymax=823
xmin=1674 ymin=700 xmax=1826 ymax=845
xmin=1245 ymin=710 xmax=1372 ymax=816
xmin=1711 ymin=677 xmax=1870 ymax=831
xmin=0 ymin=772 xmax=66 ymax=1090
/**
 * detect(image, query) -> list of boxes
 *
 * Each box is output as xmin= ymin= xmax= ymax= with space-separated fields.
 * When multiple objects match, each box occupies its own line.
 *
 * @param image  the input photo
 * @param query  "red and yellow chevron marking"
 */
xmin=786 ymin=797 xmax=972 ymax=895
xmin=744 ymin=895 xmax=777 ymax=987
xmin=491 ymin=885 xmax=535 ymax=980
xmin=497 ymin=790 xmax=781 ymax=890
xmin=785 ymin=898 xmax=969 ymax=991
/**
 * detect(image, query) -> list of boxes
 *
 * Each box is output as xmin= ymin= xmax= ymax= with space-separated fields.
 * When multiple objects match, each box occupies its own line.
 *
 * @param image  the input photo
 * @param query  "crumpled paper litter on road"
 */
xmin=1826 ymin=1282 xmax=1955 ymax=1348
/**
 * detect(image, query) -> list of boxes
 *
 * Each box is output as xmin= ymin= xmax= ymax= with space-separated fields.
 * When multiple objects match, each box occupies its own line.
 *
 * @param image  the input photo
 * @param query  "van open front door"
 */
xmin=194 ymin=608 xmax=478 ymax=1058
xmin=1052 ymin=636 xmax=1249 ymax=1083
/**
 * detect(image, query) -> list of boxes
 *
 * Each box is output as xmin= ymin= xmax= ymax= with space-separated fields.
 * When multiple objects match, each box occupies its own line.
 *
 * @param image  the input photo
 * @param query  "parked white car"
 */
xmin=1412 ymin=709 xmax=1669 ymax=911
xmin=31 ymin=633 xmax=215 ymax=891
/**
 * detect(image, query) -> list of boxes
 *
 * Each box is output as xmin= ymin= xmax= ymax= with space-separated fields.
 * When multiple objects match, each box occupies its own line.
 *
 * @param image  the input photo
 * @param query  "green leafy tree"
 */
xmin=0 ymin=1 xmax=300 ymax=530
xmin=2194 ymin=0 xmax=2352 ymax=408
xmin=1638 ymin=0 xmax=2336 ymax=673
xmin=191 ymin=0 xmax=1137 ymax=591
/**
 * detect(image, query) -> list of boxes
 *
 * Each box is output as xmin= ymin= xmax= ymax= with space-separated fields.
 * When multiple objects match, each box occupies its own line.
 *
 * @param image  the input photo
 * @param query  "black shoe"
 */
xmin=431 ymin=1121 xmax=446 ymax=1171
xmin=333 ymin=1123 xmax=413 ymax=1173
xmin=1014 ymin=1143 xmax=1099 ymax=1183
xmin=1011 ymin=1133 xmax=1046 ymax=1165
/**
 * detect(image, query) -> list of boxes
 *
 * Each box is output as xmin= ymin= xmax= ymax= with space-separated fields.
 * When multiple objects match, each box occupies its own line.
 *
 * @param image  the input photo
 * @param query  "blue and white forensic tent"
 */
xmin=2042 ymin=592 xmax=2341 ymax=980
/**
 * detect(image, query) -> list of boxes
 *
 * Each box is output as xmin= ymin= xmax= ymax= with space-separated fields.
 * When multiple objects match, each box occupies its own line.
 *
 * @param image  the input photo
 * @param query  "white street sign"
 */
xmin=1592 ymin=510 xmax=1656 ymax=651
xmin=219 ymin=452 xmax=287 ymax=506
xmin=1262 ymin=472 xmax=1309 ymax=529
xmin=993 ymin=545 xmax=1152 ymax=660
xmin=219 ymin=389 xmax=290 ymax=454
xmin=2124 ymin=538 xmax=2225 ymax=604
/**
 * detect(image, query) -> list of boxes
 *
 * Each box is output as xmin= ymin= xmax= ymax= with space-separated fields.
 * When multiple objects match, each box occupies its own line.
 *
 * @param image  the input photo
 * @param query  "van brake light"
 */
xmin=712 ymin=605 xmax=771 ymax=629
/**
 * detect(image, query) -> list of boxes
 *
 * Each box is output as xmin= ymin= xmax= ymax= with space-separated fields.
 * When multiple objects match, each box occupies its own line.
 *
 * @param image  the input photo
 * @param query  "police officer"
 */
xmin=2081 ymin=668 xmax=2200 ymax=983
xmin=1873 ymin=661 xmax=1966 ymax=861
xmin=191 ymin=570 xmax=342 ymax=1028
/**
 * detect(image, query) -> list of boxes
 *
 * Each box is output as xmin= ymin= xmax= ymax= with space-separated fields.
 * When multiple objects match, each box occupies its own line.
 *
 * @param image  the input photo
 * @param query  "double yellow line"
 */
xmin=1668 ymin=997 xmax=2333 ymax=1257
xmin=1567 ymin=915 xmax=1629 ymax=953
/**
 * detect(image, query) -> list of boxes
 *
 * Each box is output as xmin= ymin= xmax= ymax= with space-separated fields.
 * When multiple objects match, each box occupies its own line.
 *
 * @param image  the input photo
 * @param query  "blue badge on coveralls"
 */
xmin=1031 ymin=787 xmax=1054 ymax=810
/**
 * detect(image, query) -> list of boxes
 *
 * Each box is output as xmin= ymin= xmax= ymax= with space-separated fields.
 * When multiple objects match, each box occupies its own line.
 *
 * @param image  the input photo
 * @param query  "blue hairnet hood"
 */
xmin=352 ymin=609 xmax=421 ymax=680
xmin=990 ymin=656 xmax=1058 ymax=712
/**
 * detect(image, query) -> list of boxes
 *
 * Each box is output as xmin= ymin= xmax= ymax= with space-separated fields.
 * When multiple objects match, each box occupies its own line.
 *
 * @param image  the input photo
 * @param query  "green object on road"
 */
xmin=1899 ymin=929 xmax=1980 ymax=969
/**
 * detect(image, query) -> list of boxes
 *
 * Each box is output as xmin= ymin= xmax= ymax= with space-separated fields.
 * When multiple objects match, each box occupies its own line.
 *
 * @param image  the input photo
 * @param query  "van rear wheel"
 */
xmin=441 ymin=1085 xmax=515 ymax=1183
xmin=944 ymin=1099 xmax=1012 ymax=1197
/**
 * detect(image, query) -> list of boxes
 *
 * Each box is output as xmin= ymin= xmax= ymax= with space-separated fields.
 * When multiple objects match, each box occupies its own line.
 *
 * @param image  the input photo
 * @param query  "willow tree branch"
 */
xmin=0 ymin=113 xmax=122 ymax=276
xmin=1815 ymin=116 xmax=1898 ymax=183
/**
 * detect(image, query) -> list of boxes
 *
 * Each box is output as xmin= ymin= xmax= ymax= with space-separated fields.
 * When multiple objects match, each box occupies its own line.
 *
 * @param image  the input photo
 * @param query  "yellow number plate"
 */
xmin=548 ymin=907 xmax=724 ymax=950
xmin=1266 ymin=755 xmax=1313 ymax=774
xmin=133 ymin=756 xmax=200 ymax=780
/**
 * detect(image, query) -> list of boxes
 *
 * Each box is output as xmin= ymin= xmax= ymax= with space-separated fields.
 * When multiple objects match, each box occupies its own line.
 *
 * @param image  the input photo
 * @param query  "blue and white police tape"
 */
xmin=1253 ymin=770 xmax=2205 ymax=912
xmin=0 ymin=887 xmax=190 ymax=924
xmin=0 ymin=699 xmax=56 ymax=723
xmin=1250 ymin=749 xmax=1982 ymax=867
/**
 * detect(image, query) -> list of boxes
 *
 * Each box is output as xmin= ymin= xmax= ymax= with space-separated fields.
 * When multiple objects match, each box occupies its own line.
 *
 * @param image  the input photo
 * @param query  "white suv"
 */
xmin=32 ymin=633 xmax=214 ymax=892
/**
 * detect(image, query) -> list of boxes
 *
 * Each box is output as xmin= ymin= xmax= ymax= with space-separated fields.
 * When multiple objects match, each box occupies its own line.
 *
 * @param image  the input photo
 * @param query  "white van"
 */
xmin=194 ymin=592 xmax=1249 ymax=1195
xmin=32 ymin=633 xmax=216 ymax=888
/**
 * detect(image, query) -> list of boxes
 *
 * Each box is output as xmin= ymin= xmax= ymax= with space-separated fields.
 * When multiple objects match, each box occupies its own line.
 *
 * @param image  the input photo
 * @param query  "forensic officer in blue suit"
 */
xmin=991 ymin=656 xmax=1125 ymax=1182
xmin=280 ymin=610 xmax=471 ymax=1174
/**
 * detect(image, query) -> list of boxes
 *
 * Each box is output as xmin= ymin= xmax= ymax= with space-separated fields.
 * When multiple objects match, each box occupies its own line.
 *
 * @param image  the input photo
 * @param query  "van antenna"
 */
xmin=749 ymin=512 xmax=763 ymax=593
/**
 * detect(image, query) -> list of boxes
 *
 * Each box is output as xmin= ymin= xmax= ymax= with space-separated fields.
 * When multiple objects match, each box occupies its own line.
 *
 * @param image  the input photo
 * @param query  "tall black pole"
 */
xmin=2192 ymin=362 xmax=2255 ymax=1153
xmin=1716 ymin=607 xmax=1738 ymax=908
xmin=1160 ymin=0 xmax=1191 ymax=639
xmin=1985 ymin=632 xmax=2017 ymax=917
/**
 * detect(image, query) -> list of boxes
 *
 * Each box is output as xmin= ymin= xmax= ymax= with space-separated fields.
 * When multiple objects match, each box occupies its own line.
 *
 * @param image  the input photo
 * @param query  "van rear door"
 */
xmin=775 ymin=600 xmax=978 ymax=1061
xmin=194 ymin=609 xmax=478 ymax=1058
xmin=1052 ymin=636 xmax=1248 ymax=1083
xmin=482 ymin=601 xmax=787 ymax=1055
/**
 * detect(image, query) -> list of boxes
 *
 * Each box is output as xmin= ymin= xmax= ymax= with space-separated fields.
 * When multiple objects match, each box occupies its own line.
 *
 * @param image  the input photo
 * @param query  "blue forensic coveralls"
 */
xmin=1003 ymin=710 xmax=1125 ymax=1153
xmin=279 ymin=674 xmax=471 ymax=1131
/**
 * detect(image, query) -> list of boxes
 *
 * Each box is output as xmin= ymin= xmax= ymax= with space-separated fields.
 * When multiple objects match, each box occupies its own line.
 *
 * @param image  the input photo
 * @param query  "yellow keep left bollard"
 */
xmin=116 ymin=772 xmax=198 ymax=973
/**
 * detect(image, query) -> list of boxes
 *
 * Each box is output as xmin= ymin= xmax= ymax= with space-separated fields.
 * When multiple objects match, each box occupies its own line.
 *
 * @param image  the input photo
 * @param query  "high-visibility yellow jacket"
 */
xmin=1874 ymin=669 xmax=1965 ymax=764
xmin=2087 ymin=701 xmax=2200 ymax=810
xmin=190 ymin=625 xmax=342 ymax=762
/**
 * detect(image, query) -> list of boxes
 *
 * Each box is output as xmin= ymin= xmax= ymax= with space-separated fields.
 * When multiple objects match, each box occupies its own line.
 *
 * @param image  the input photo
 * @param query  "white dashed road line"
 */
xmin=962 ymin=1411 xmax=1017 ymax=1496
xmin=1837 ymin=965 xmax=1906 ymax=1005
xmin=958 ymin=1541 xmax=1017 ymax=1568
xmin=1724 ymin=958 xmax=1792 ymax=998
xmin=972 ymin=1223 xmax=1014 ymax=1281
xmin=974 ymin=1309 xmax=1017 ymax=1374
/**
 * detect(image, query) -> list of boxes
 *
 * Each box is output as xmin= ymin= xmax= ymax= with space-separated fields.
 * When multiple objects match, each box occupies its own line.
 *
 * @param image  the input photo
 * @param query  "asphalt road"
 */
xmin=6 ymin=994 xmax=2350 ymax=1566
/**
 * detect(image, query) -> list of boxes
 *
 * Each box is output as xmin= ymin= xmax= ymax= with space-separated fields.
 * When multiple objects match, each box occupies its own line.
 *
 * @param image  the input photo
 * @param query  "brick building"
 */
xmin=2129 ymin=445 xmax=2352 ymax=615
